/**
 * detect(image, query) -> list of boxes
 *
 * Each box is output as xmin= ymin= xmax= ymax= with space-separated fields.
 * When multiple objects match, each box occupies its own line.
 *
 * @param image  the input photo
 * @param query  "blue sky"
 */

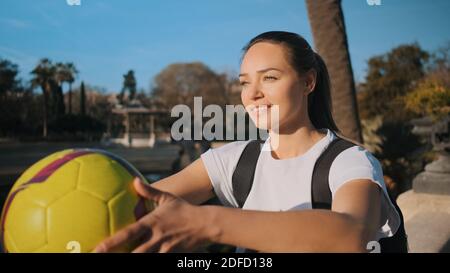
xmin=0 ymin=0 xmax=449 ymax=92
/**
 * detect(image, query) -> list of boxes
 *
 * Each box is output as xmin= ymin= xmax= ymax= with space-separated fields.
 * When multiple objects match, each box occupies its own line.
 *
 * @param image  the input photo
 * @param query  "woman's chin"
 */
xmin=251 ymin=118 xmax=272 ymax=131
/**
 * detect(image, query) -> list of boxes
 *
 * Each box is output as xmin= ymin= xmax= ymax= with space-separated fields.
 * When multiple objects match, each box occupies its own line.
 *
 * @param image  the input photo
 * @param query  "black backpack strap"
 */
xmin=231 ymin=136 xmax=408 ymax=253
xmin=232 ymin=137 xmax=355 ymax=209
xmin=231 ymin=140 xmax=263 ymax=253
xmin=232 ymin=140 xmax=263 ymax=208
xmin=311 ymin=137 xmax=356 ymax=209
xmin=311 ymin=137 xmax=408 ymax=253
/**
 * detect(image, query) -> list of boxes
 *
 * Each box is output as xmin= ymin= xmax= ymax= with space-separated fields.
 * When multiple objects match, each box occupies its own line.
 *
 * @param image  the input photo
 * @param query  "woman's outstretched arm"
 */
xmin=150 ymin=158 xmax=215 ymax=205
xmin=95 ymin=159 xmax=381 ymax=253
xmin=205 ymin=179 xmax=381 ymax=252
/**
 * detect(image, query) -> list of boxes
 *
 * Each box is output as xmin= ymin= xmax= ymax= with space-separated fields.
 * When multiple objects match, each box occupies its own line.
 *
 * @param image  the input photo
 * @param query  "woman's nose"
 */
xmin=247 ymin=82 xmax=264 ymax=100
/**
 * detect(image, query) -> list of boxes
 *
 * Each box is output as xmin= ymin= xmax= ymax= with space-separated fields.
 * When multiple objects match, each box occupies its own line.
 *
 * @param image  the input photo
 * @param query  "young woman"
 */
xmin=95 ymin=31 xmax=400 ymax=253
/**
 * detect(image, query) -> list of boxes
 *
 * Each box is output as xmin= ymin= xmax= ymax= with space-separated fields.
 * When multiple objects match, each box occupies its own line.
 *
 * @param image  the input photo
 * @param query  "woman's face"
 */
xmin=239 ymin=42 xmax=313 ymax=131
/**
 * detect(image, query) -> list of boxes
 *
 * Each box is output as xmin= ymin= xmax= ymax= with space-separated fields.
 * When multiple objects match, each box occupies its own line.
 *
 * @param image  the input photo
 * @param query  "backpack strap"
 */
xmin=231 ymin=137 xmax=354 ymax=209
xmin=311 ymin=137 xmax=356 ymax=209
xmin=231 ymin=140 xmax=263 ymax=252
xmin=232 ymin=140 xmax=263 ymax=208
xmin=231 ymin=136 xmax=408 ymax=253
xmin=310 ymin=137 xmax=408 ymax=253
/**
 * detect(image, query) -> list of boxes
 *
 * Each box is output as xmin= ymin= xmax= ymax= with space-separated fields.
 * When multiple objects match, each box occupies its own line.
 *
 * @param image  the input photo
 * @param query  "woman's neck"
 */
xmin=268 ymin=122 xmax=327 ymax=160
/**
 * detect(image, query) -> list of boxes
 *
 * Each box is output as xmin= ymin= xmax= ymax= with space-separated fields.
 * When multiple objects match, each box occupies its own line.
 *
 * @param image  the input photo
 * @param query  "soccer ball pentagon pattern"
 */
xmin=0 ymin=149 xmax=154 ymax=253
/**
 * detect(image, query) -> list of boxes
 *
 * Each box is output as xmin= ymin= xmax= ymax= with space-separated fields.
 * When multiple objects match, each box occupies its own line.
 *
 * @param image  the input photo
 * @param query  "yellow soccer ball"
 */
xmin=0 ymin=149 xmax=154 ymax=253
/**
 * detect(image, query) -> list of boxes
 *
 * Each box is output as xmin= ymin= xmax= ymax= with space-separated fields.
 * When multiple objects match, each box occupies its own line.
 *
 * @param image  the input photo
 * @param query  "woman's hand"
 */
xmin=94 ymin=178 xmax=215 ymax=253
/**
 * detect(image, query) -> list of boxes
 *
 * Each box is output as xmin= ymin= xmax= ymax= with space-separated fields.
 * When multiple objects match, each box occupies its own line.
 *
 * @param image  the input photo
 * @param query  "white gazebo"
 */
xmin=106 ymin=101 xmax=169 ymax=147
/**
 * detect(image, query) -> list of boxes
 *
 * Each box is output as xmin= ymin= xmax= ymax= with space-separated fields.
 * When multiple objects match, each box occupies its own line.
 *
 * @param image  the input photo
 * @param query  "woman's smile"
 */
xmin=249 ymin=104 xmax=272 ymax=115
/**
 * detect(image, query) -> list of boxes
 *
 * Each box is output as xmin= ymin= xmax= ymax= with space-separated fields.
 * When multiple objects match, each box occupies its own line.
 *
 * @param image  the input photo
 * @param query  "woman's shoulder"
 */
xmin=200 ymin=140 xmax=255 ymax=208
xmin=201 ymin=140 xmax=253 ymax=169
xmin=332 ymin=144 xmax=382 ymax=171
xmin=328 ymin=143 xmax=385 ymax=195
xmin=211 ymin=140 xmax=252 ymax=154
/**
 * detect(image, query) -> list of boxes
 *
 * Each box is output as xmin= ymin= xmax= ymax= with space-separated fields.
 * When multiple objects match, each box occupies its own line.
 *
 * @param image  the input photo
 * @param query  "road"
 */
xmin=0 ymin=141 xmax=181 ymax=210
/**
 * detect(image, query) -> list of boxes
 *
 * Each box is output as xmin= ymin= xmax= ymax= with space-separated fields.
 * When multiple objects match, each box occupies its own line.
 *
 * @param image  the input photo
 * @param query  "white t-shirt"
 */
xmin=200 ymin=129 xmax=400 ymax=244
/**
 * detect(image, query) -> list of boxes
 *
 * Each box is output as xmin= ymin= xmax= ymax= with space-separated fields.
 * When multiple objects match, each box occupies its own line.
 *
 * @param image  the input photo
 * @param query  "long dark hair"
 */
xmin=242 ymin=31 xmax=339 ymax=132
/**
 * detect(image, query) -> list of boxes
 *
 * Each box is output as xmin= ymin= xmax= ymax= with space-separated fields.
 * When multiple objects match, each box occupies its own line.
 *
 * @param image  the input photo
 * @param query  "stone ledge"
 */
xmin=397 ymin=190 xmax=450 ymax=253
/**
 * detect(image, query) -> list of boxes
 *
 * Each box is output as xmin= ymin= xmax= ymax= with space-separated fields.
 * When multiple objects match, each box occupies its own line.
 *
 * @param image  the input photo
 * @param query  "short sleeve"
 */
xmin=200 ymin=141 xmax=250 ymax=208
xmin=329 ymin=146 xmax=401 ymax=240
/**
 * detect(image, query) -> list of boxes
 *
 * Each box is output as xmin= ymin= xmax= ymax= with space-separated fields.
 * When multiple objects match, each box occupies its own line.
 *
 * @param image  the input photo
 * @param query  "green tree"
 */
xmin=404 ymin=42 xmax=450 ymax=119
xmin=53 ymin=64 xmax=65 ymax=119
xmin=80 ymin=81 xmax=86 ymax=116
xmin=152 ymin=62 xmax=227 ymax=109
xmin=56 ymin=62 xmax=78 ymax=114
xmin=0 ymin=59 xmax=19 ymax=96
xmin=31 ymin=59 xmax=77 ymax=137
xmin=359 ymin=43 xmax=429 ymax=121
xmin=405 ymin=70 xmax=450 ymax=119
xmin=31 ymin=58 xmax=55 ymax=138
xmin=0 ymin=59 xmax=29 ymax=136
xmin=66 ymin=63 xmax=78 ymax=114
xmin=357 ymin=44 xmax=430 ymax=192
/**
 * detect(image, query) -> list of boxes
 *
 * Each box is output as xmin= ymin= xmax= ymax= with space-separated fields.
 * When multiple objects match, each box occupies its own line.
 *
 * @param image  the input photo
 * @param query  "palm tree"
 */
xmin=305 ymin=0 xmax=363 ymax=143
xmin=80 ymin=81 xmax=86 ymax=116
xmin=52 ymin=63 xmax=65 ymax=118
xmin=31 ymin=58 xmax=55 ymax=138
xmin=55 ymin=62 xmax=78 ymax=115
xmin=65 ymin=63 xmax=78 ymax=114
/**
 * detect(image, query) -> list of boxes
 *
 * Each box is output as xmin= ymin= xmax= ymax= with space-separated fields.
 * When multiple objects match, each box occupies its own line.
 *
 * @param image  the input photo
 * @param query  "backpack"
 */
xmin=232 ymin=137 xmax=408 ymax=253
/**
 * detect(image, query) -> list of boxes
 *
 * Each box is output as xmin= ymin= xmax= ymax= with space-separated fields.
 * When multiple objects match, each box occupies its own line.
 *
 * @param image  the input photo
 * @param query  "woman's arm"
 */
xmin=151 ymin=158 xmax=215 ymax=205
xmin=95 ymin=177 xmax=381 ymax=253
xmin=205 ymin=179 xmax=381 ymax=252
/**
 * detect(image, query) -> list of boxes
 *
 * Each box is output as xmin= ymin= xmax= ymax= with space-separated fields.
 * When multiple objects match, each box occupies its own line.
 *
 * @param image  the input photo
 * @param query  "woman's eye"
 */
xmin=240 ymin=81 xmax=249 ymax=86
xmin=263 ymin=76 xmax=278 ymax=81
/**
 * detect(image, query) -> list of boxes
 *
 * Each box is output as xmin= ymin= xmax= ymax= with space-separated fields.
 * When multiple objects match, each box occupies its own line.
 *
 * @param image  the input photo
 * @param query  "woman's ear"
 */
xmin=304 ymin=69 xmax=317 ymax=95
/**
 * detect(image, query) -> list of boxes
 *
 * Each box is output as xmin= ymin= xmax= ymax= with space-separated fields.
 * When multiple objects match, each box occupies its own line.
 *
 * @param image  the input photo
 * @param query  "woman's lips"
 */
xmin=250 ymin=104 xmax=272 ymax=114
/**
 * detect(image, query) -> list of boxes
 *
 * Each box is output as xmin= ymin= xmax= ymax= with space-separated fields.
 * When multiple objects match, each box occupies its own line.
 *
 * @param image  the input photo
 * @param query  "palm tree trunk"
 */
xmin=68 ymin=82 xmax=72 ymax=114
xmin=53 ymin=81 xmax=65 ymax=118
xmin=305 ymin=0 xmax=363 ymax=143
xmin=80 ymin=81 xmax=86 ymax=116
xmin=42 ymin=85 xmax=49 ymax=138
